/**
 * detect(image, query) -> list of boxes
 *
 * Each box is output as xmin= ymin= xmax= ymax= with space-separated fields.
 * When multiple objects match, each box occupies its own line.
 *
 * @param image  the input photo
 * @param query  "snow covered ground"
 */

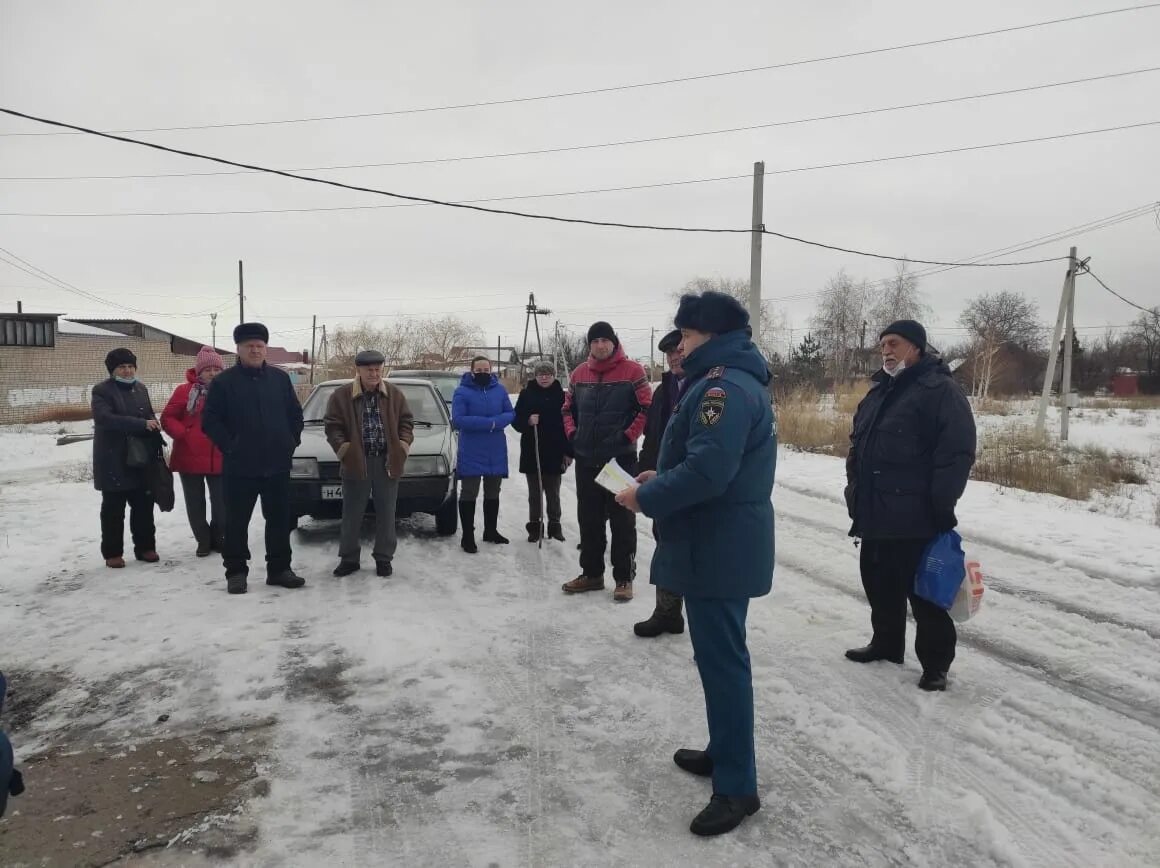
xmin=1 ymin=425 xmax=1159 ymax=866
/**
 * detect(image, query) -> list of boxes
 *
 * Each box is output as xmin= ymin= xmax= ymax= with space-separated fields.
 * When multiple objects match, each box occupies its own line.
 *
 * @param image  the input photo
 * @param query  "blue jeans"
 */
xmin=685 ymin=596 xmax=757 ymax=797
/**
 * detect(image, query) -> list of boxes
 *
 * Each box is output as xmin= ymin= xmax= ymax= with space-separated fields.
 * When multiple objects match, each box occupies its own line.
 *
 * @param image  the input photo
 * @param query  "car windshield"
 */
xmin=301 ymin=382 xmax=449 ymax=426
xmin=389 ymin=371 xmax=459 ymax=403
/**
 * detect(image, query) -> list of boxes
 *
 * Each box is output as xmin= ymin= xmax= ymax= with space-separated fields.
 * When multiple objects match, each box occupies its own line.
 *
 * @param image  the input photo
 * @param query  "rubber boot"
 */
xmin=459 ymin=501 xmax=478 ymax=554
xmin=482 ymin=500 xmax=509 ymax=544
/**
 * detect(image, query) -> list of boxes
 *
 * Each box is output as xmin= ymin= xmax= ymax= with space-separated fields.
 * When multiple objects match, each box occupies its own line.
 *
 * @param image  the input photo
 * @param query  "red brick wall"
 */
xmin=0 ymin=336 xmax=237 ymax=425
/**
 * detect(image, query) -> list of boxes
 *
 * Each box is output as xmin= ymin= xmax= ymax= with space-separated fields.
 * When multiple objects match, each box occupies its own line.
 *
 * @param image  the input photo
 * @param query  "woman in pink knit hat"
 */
xmin=161 ymin=346 xmax=226 ymax=556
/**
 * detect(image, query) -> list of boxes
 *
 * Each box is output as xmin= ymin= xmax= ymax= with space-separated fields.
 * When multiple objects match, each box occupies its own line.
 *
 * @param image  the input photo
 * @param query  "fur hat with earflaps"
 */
xmin=673 ymin=291 xmax=750 ymax=335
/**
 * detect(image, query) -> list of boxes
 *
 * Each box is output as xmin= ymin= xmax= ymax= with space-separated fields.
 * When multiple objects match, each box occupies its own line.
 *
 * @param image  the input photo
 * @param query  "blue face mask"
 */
xmin=114 ymin=375 xmax=137 ymax=385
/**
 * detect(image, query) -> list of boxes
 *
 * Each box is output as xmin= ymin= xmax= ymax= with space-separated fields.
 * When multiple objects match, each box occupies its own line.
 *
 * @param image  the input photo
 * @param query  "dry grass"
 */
xmin=1082 ymin=395 xmax=1160 ymax=411
xmin=971 ymin=397 xmax=1017 ymax=416
xmin=28 ymin=405 xmax=92 ymax=423
xmin=776 ymin=388 xmax=853 ymax=457
xmin=972 ymin=426 xmax=1146 ymax=501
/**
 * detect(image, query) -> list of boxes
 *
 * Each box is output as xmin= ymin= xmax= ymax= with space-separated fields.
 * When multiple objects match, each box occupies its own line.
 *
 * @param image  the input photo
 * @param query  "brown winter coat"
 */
xmin=324 ymin=378 xmax=415 ymax=481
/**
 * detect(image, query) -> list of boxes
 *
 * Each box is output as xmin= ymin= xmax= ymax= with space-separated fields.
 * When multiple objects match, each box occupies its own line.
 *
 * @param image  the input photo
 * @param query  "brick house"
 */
xmin=0 ymin=312 xmax=235 ymax=425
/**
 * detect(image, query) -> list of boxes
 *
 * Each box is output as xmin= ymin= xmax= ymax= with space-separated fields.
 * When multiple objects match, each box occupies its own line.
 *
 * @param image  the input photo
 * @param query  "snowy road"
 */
xmin=1 ymin=432 xmax=1158 ymax=866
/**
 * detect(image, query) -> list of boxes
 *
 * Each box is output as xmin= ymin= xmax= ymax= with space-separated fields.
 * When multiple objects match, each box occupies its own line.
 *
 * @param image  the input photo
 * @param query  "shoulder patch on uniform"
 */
xmin=707 ymin=366 xmax=726 ymax=379
xmin=698 ymin=385 xmax=727 ymax=426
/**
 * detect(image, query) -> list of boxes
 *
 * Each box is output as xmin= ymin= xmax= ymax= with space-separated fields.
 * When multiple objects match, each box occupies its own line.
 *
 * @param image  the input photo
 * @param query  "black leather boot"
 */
xmin=459 ymin=501 xmax=478 ymax=554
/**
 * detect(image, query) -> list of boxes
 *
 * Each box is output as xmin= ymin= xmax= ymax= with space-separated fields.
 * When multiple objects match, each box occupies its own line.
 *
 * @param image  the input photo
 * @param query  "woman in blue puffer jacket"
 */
xmin=452 ymin=356 xmax=515 ymax=554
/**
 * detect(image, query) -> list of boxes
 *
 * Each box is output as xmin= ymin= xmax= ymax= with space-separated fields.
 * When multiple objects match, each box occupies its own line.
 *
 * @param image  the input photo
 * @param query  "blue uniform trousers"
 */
xmin=685 ymin=596 xmax=757 ymax=797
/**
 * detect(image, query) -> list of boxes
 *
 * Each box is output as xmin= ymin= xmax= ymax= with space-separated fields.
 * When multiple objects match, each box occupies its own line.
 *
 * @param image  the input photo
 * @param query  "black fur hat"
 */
xmin=673 ymin=291 xmax=750 ymax=335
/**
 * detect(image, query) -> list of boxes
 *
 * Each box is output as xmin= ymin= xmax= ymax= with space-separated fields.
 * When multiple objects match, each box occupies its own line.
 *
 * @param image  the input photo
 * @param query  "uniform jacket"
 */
xmin=637 ymin=331 xmax=776 ymax=599
xmin=563 ymin=345 xmax=651 ymax=466
xmin=201 ymin=362 xmax=304 ymax=478
xmin=452 ymin=373 xmax=515 ymax=478
xmin=91 ymin=378 xmax=156 ymax=492
xmin=639 ymin=371 xmax=681 ymax=474
xmin=323 ymin=378 xmax=415 ymax=481
xmin=512 ymin=379 xmax=572 ymax=476
xmin=845 ymin=355 xmax=976 ymax=540
xmin=160 ymin=369 xmax=223 ymax=476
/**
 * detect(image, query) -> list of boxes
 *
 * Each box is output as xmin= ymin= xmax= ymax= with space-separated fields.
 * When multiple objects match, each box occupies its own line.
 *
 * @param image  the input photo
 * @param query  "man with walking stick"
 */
xmin=513 ymin=362 xmax=571 ymax=544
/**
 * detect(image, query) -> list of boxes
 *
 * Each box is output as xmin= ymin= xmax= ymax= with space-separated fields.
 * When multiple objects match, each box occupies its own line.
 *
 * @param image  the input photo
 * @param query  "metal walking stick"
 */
xmin=533 ymin=423 xmax=546 ymax=548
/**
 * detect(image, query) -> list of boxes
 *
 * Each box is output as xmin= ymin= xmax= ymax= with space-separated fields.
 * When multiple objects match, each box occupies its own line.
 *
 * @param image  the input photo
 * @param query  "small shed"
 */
xmin=1111 ymin=370 xmax=1139 ymax=397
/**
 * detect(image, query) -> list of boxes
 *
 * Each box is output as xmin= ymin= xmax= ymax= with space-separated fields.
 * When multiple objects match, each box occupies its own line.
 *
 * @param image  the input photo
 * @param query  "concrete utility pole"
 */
xmin=309 ymin=314 xmax=318 ymax=385
xmin=749 ymin=161 xmax=765 ymax=323
xmin=238 ymin=260 xmax=245 ymax=324
xmin=1036 ymin=247 xmax=1079 ymax=438
xmin=1060 ymin=251 xmax=1078 ymax=442
xmin=210 ymin=312 xmax=217 ymax=347
xmin=650 ymin=327 xmax=656 ymax=379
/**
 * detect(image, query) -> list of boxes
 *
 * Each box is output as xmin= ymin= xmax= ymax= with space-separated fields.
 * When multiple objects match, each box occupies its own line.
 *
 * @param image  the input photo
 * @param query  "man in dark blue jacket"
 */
xmin=844 ymin=320 xmax=976 ymax=691
xmin=202 ymin=322 xmax=306 ymax=595
xmin=617 ymin=292 xmax=775 ymax=837
xmin=0 ymin=672 xmax=25 ymax=818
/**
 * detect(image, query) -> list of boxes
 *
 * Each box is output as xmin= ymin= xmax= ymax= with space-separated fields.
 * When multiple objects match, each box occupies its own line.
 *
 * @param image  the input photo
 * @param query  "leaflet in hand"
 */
xmin=595 ymin=459 xmax=638 ymax=494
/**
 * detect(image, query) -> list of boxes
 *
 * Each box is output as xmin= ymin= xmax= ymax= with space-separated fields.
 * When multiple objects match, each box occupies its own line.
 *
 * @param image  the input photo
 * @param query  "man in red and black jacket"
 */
xmin=562 ymin=321 xmax=652 ymax=602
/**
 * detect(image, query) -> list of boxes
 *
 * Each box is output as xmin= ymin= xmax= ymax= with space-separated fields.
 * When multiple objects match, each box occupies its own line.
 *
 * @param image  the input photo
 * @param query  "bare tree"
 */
xmin=555 ymin=326 xmax=590 ymax=372
xmin=671 ymin=276 xmax=788 ymax=361
xmin=1128 ymin=306 xmax=1160 ymax=375
xmin=810 ymin=270 xmax=871 ymax=380
xmin=869 ymin=262 xmax=930 ymax=334
xmin=413 ymin=315 xmax=485 ymax=369
xmin=958 ymin=291 xmax=1042 ymax=399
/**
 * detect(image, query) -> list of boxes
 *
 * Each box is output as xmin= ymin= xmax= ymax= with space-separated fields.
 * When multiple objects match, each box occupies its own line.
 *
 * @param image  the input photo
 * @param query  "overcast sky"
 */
xmin=1 ymin=0 xmax=1157 ymax=360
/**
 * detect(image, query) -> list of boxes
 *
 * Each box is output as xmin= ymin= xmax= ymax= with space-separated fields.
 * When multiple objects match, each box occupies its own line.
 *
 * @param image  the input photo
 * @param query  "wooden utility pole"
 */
xmin=1036 ymin=247 xmax=1078 ymax=437
xmin=309 ymin=314 xmax=318 ymax=385
xmin=650 ymin=327 xmax=656 ymax=379
xmin=210 ymin=312 xmax=217 ymax=347
xmin=320 ymin=324 xmax=327 ymax=380
xmin=749 ymin=161 xmax=765 ymax=322
xmin=237 ymin=260 xmax=245 ymax=324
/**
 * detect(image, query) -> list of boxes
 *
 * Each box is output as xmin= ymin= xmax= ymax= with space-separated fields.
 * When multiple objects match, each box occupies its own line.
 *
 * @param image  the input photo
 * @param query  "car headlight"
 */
xmin=404 ymin=455 xmax=449 ymax=476
xmin=290 ymin=458 xmax=319 ymax=478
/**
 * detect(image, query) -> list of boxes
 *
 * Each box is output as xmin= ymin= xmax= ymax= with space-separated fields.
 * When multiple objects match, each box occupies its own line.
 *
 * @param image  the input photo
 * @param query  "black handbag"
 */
xmin=125 ymin=435 xmax=152 ymax=469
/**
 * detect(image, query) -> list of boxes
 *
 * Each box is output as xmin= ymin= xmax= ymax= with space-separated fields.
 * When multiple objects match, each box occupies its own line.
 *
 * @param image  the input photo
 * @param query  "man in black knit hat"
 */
xmin=561 ymin=321 xmax=652 ymax=602
xmin=844 ymin=319 xmax=976 ymax=691
xmin=202 ymin=322 xmax=306 ymax=594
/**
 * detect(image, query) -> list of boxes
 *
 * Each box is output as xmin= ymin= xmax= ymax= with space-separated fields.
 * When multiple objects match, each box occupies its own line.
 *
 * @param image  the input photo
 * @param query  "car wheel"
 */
xmin=435 ymin=487 xmax=458 ymax=536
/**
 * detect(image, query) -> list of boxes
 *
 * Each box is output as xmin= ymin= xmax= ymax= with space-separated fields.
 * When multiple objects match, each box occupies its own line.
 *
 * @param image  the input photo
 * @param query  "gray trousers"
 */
xmin=339 ymin=459 xmax=399 ymax=566
xmin=459 ymin=475 xmax=502 ymax=501
xmin=526 ymin=474 xmax=562 ymax=523
xmin=179 ymin=473 xmax=225 ymax=549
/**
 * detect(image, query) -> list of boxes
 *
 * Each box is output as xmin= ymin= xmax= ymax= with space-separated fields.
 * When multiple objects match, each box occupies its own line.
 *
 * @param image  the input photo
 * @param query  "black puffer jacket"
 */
xmin=512 ymin=380 xmax=572 ymax=476
xmin=201 ymin=362 xmax=304 ymax=478
xmin=639 ymin=371 xmax=680 ymax=474
xmin=845 ymin=355 xmax=976 ymax=540
xmin=91 ymin=378 xmax=156 ymax=492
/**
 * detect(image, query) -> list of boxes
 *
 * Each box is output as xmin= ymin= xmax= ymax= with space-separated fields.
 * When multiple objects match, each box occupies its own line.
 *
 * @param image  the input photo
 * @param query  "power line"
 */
xmin=10 ymin=66 xmax=1158 ymax=182
xmin=0 ymin=244 xmax=231 ymax=317
xmin=2 ymin=114 xmax=1155 ymax=230
xmin=1080 ymin=265 xmax=1158 ymax=314
xmin=0 ymin=106 xmax=1075 ymax=269
xmin=3 ymin=4 xmax=1157 ymax=137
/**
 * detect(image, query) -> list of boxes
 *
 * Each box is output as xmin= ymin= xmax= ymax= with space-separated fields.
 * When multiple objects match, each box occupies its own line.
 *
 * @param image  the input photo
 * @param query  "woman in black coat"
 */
xmin=512 ymin=362 xmax=572 ymax=542
xmin=91 ymin=348 xmax=161 ymax=569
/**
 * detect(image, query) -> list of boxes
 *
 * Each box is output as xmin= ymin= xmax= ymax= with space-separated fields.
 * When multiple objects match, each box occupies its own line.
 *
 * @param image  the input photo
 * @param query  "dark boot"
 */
xmin=333 ymin=561 xmax=359 ymax=577
xmin=195 ymin=534 xmax=212 ymax=558
xmin=547 ymin=521 xmax=565 ymax=542
xmin=459 ymin=501 xmax=478 ymax=554
xmin=689 ymin=794 xmax=761 ymax=837
xmin=919 ymin=670 xmax=948 ymax=691
xmin=526 ymin=521 xmax=541 ymax=543
xmin=634 ymin=589 xmax=685 ymax=637
xmin=226 ymin=572 xmax=248 ymax=595
xmin=267 ymin=569 xmax=306 ymax=589
xmin=673 ymin=748 xmax=713 ymax=777
xmin=845 ymin=644 xmax=904 ymax=665
xmin=482 ymin=500 xmax=508 ymax=544
xmin=376 ymin=561 xmax=393 ymax=577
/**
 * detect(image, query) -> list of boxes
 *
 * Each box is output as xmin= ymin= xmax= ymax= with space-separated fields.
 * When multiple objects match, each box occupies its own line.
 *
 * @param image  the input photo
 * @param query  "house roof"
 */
xmin=59 ymin=319 xmax=126 ymax=337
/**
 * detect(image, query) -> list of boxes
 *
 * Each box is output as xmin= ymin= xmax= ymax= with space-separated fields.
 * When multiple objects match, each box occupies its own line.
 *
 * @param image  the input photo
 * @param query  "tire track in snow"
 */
xmin=777 ymin=480 xmax=1160 ymax=591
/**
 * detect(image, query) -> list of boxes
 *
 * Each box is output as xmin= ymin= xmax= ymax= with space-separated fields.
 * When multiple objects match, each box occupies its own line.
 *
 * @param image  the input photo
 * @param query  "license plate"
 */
xmin=321 ymin=485 xmax=343 ymax=500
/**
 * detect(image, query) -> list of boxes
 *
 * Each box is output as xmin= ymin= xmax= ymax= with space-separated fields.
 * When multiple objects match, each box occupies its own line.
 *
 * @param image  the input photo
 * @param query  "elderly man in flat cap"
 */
xmin=202 ymin=322 xmax=306 ymax=595
xmin=324 ymin=349 xmax=414 ymax=578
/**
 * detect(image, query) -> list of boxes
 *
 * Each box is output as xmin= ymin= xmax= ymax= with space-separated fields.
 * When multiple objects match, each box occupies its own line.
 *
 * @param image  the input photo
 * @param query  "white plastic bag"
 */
xmin=949 ymin=554 xmax=984 ymax=623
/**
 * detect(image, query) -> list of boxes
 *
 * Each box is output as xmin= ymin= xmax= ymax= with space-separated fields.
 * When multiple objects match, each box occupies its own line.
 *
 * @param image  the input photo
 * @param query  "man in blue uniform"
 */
xmin=616 ymin=291 xmax=776 ymax=837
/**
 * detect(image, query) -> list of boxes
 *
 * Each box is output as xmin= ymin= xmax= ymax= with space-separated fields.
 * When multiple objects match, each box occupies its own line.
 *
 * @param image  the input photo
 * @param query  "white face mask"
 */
xmin=884 ymin=360 xmax=906 ymax=378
